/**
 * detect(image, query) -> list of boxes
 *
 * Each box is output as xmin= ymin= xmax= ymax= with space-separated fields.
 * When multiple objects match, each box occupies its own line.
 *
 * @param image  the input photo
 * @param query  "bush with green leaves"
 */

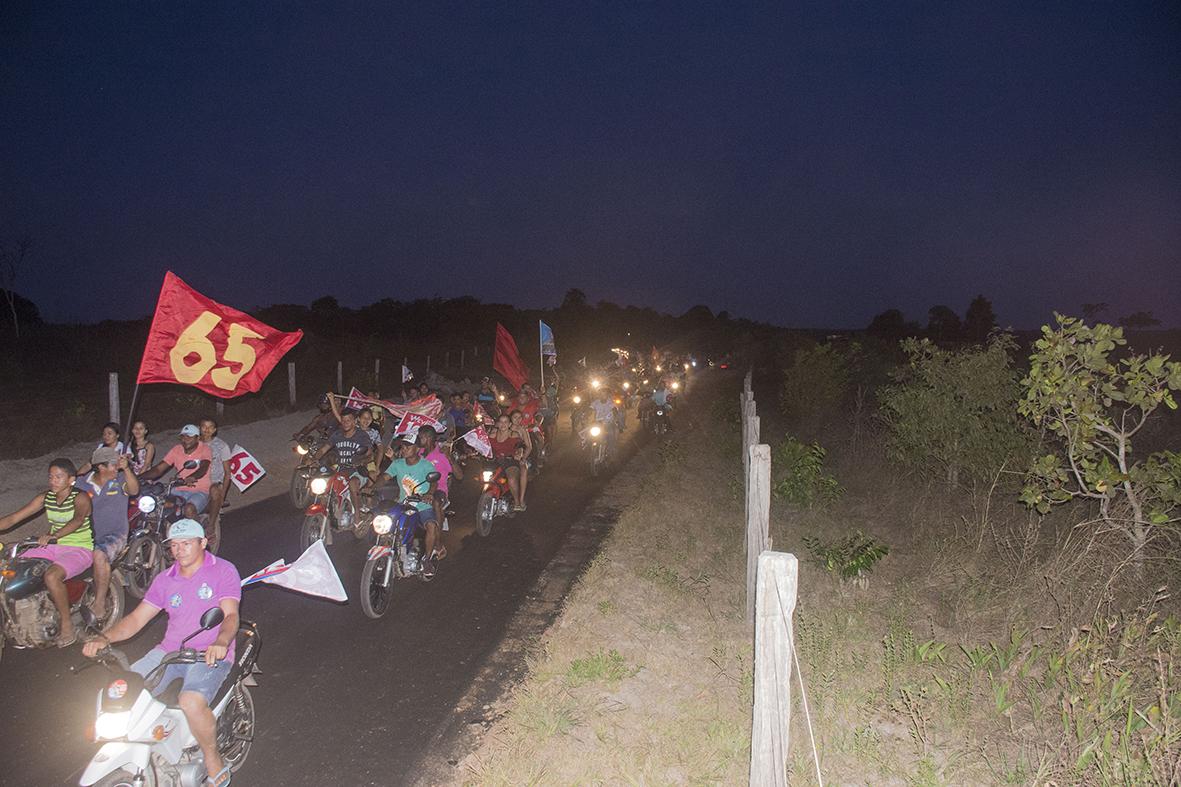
xmin=1018 ymin=315 xmax=1181 ymax=569
xmin=772 ymin=436 xmax=843 ymax=508
xmin=780 ymin=342 xmax=859 ymax=433
xmin=801 ymin=530 xmax=888 ymax=586
xmin=877 ymin=335 xmax=1031 ymax=489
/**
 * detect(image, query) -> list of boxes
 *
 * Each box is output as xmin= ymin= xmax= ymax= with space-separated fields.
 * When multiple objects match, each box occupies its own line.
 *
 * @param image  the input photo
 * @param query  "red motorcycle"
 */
xmin=300 ymin=464 xmax=368 ymax=550
xmin=474 ymin=464 xmax=515 ymax=537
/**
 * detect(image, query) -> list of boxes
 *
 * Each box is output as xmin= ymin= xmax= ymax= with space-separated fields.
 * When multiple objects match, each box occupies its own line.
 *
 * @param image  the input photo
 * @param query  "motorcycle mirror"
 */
xmin=199 ymin=607 xmax=225 ymax=630
xmin=183 ymin=460 xmax=199 ymax=469
xmin=426 ymin=471 xmax=441 ymax=483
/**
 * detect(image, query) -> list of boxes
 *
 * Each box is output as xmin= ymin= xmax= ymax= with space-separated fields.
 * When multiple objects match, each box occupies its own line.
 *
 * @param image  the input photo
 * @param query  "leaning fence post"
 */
xmin=336 ymin=360 xmax=343 ymax=393
xmin=750 ymin=551 xmax=798 ymax=787
xmin=108 ymin=373 xmax=120 ymax=424
xmin=288 ymin=362 xmax=297 ymax=407
xmin=746 ymin=443 xmax=770 ymax=623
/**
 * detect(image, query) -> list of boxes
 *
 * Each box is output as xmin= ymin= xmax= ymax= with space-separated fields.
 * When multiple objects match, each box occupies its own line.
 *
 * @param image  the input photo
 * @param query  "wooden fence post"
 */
xmin=746 ymin=443 xmax=770 ymax=623
xmin=750 ymin=551 xmax=798 ymax=787
xmin=108 ymin=373 xmax=120 ymax=424
xmin=336 ymin=361 xmax=343 ymax=393
xmin=460 ymin=348 xmax=465 ymax=370
xmin=374 ymin=358 xmax=380 ymax=391
xmin=445 ymin=350 xmax=450 ymax=369
xmin=426 ymin=354 xmax=431 ymax=372
xmin=215 ymin=400 xmax=224 ymax=418
xmin=288 ymin=362 xmax=297 ymax=407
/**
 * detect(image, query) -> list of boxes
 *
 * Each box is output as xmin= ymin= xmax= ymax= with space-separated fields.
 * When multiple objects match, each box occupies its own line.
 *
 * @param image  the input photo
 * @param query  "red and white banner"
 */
xmin=335 ymin=391 xmax=443 ymax=421
xmin=462 ymin=425 xmax=493 ymax=458
xmin=342 ymin=386 xmax=370 ymax=412
xmin=137 ymin=272 xmax=303 ymax=398
xmin=227 ymin=444 xmax=266 ymax=492
xmin=240 ymin=540 xmax=347 ymax=602
xmin=393 ymin=411 xmax=445 ymax=441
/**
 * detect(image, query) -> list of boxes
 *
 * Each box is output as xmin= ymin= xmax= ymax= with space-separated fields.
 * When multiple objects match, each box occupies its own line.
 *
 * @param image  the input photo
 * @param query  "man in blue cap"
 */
xmin=84 ymin=519 xmax=241 ymax=787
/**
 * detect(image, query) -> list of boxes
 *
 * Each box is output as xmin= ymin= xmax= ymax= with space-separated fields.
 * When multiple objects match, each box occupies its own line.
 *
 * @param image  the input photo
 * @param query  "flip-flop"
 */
xmin=55 ymin=631 xmax=78 ymax=648
xmin=206 ymin=763 xmax=232 ymax=787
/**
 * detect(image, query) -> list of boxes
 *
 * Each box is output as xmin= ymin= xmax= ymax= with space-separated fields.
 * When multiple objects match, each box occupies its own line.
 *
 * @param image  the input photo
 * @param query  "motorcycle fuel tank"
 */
xmin=1 ymin=557 xmax=51 ymax=601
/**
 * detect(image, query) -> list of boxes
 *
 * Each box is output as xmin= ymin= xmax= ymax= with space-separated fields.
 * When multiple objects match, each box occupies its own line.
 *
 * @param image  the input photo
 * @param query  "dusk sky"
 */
xmin=2 ymin=2 xmax=1178 ymax=329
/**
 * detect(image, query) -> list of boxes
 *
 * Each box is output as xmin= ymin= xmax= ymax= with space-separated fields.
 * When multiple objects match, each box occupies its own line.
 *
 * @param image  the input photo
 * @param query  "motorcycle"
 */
xmin=300 ymin=464 xmax=368 ymax=551
xmin=359 ymin=472 xmax=443 ymax=619
xmin=651 ymin=404 xmax=672 ymax=436
xmin=569 ymin=392 xmax=589 ymax=434
xmin=580 ymin=422 xmax=610 ymax=477
xmin=0 ymin=538 xmax=124 ymax=661
xmin=288 ymin=433 xmax=323 ymax=509
xmin=76 ymin=607 xmax=261 ymax=787
xmin=474 ymin=464 xmax=518 ymax=537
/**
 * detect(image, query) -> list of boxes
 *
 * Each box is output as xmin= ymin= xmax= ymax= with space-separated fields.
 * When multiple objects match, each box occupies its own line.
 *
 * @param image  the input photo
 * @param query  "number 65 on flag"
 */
xmin=137 ymin=272 xmax=303 ymax=398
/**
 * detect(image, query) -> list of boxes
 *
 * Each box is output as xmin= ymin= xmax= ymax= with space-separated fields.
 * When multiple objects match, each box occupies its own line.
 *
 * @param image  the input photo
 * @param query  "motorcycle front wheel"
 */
xmin=217 ymin=684 xmax=255 ymax=771
xmin=122 ymin=535 xmax=162 ymax=598
xmin=476 ymin=491 xmax=496 ymax=537
xmin=300 ymin=513 xmax=329 ymax=552
xmin=289 ymin=467 xmax=311 ymax=509
xmin=360 ymin=555 xmax=394 ymax=618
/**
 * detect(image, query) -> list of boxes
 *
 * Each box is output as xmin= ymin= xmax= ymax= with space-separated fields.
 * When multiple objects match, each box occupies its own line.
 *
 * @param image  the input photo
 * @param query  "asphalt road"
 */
xmin=1 ymin=413 xmax=644 ymax=786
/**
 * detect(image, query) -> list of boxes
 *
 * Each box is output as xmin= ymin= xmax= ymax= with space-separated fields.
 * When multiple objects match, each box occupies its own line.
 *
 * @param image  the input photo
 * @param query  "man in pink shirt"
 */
xmin=417 ymin=426 xmax=461 ymax=541
xmin=140 ymin=424 xmax=213 ymax=520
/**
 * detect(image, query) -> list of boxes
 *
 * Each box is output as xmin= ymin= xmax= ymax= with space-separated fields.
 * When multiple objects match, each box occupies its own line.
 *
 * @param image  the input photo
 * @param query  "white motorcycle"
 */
xmin=76 ymin=607 xmax=261 ymax=787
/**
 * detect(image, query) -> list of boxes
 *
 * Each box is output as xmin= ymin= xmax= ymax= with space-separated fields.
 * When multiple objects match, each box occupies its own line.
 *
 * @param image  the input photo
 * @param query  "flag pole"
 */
xmin=122 ymin=383 xmax=142 ymax=447
xmin=538 ymin=320 xmax=545 ymax=390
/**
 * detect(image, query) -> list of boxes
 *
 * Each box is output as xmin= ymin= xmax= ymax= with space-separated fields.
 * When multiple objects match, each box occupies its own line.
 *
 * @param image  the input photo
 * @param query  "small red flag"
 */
xmin=137 ymin=272 xmax=303 ymax=398
xmin=493 ymin=323 xmax=529 ymax=392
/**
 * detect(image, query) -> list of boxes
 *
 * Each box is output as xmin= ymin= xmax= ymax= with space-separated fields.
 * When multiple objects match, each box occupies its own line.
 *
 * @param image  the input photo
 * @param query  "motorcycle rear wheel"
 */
xmin=360 ymin=555 xmax=394 ymax=618
xmin=300 ymin=513 xmax=329 ymax=552
xmin=81 ymin=575 xmax=125 ymax=631
xmin=122 ymin=535 xmax=163 ymax=598
xmin=218 ymin=684 xmax=255 ymax=771
xmin=476 ymin=491 xmax=496 ymax=537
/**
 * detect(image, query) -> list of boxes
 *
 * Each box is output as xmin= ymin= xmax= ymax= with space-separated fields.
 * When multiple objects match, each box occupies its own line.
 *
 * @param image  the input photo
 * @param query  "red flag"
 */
xmin=137 ymin=272 xmax=303 ymax=398
xmin=493 ymin=323 xmax=529 ymax=391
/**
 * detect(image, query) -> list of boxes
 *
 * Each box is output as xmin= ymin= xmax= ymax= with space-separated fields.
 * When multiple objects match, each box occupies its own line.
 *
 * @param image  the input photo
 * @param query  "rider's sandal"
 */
xmin=206 ymin=764 xmax=232 ymax=787
xmin=56 ymin=630 xmax=78 ymax=648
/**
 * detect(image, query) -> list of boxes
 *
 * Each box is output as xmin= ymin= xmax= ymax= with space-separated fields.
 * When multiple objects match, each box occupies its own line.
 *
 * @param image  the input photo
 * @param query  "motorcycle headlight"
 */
xmin=372 ymin=514 xmax=393 ymax=535
xmin=655 ymin=365 xmax=663 ymax=372
xmin=309 ymin=478 xmax=329 ymax=495
xmin=572 ymin=395 xmax=581 ymax=405
xmin=589 ymin=425 xmax=602 ymax=437
xmin=671 ymin=382 xmax=680 ymax=390
xmin=656 ymin=409 xmax=664 ymax=416
xmin=482 ymin=470 xmax=494 ymax=483
xmin=590 ymin=379 xmax=601 ymax=390
xmin=137 ymin=496 xmax=156 ymax=514
xmin=622 ymin=382 xmax=630 ymax=390
xmin=95 ymin=710 xmax=131 ymax=740
xmin=296 ymin=444 xmax=309 ymax=456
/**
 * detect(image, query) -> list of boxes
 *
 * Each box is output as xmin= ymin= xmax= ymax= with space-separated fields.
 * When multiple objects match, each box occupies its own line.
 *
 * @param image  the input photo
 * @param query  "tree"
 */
xmin=926 ymin=305 xmax=962 ymax=343
xmin=560 ymin=288 xmax=588 ymax=310
xmin=311 ymin=295 xmax=340 ymax=314
xmin=1082 ymin=302 xmax=1108 ymax=323
xmin=0 ymin=236 xmax=32 ymax=337
xmin=1119 ymin=311 xmax=1161 ymax=329
xmin=878 ymin=335 xmax=1030 ymax=490
xmin=681 ymin=304 xmax=714 ymax=323
xmin=867 ymin=309 xmax=919 ymax=339
xmin=963 ymin=295 xmax=997 ymax=343
xmin=1018 ymin=314 xmax=1181 ymax=573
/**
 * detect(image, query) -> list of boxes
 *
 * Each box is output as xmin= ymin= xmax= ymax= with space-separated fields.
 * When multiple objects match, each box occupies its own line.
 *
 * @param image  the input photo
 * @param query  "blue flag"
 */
xmin=539 ymin=321 xmax=557 ymax=357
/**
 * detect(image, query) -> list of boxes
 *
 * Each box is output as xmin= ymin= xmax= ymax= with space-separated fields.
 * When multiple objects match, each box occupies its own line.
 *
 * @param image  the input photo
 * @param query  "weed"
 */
xmin=513 ymin=687 xmax=580 ymax=738
xmin=803 ymin=530 xmax=889 ymax=587
xmin=566 ymin=649 xmax=640 ymax=687
xmin=597 ymin=599 xmax=617 ymax=615
xmin=772 ymin=437 xmax=844 ymax=509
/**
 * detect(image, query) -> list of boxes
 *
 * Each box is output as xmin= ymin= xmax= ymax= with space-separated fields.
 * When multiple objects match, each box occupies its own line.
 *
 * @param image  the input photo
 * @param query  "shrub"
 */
xmin=780 ymin=342 xmax=859 ymax=433
xmin=801 ymin=530 xmax=888 ymax=587
xmin=772 ymin=437 xmax=843 ymax=508
xmin=878 ymin=335 xmax=1031 ymax=489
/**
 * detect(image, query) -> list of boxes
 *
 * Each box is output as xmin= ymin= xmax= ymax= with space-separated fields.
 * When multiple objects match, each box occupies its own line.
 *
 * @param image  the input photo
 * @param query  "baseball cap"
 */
xmin=164 ymin=518 xmax=206 ymax=541
xmin=179 ymin=424 xmax=200 ymax=437
xmin=91 ymin=446 xmax=122 ymax=466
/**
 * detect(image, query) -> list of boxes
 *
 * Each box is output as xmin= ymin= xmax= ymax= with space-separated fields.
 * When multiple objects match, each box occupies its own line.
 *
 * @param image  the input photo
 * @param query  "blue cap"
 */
xmin=165 ymin=518 xmax=206 ymax=541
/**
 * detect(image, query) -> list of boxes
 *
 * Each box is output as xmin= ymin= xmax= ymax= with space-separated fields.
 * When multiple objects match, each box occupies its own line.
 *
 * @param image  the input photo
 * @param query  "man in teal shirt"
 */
xmin=376 ymin=438 xmax=440 ymax=577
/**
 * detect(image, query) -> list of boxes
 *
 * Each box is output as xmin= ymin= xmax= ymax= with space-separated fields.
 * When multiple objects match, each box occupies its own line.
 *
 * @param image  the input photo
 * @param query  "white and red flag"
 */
xmin=393 ymin=411 xmax=445 ymax=442
xmin=462 ymin=424 xmax=493 ymax=458
xmin=240 ymin=540 xmax=347 ymax=602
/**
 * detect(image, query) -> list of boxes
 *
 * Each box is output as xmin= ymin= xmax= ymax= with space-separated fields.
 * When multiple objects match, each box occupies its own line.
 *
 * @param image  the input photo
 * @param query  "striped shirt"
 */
xmin=45 ymin=487 xmax=93 ymax=549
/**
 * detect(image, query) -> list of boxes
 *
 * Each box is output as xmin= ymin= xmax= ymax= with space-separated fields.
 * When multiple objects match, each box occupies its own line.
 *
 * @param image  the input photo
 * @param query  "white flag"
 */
xmin=240 ymin=540 xmax=347 ymax=602
xmin=227 ymin=445 xmax=267 ymax=493
xmin=402 ymin=364 xmax=414 ymax=383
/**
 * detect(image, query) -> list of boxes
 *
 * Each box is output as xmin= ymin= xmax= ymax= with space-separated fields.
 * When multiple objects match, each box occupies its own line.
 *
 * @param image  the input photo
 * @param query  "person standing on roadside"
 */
xmin=80 ymin=446 xmax=139 ymax=621
xmin=199 ymin=418 xmax=232 ymax=549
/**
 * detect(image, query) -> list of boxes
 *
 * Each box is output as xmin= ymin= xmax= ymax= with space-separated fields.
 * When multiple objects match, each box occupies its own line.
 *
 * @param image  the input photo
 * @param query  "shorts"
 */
xmin=413 ymin=506 xmax=438 ymax=525
xmin=93 ymin=532 xmax=127 ymax=562
xmin=21 ymin=544 xmax=93 ymax=579
xmin=493 ymin=456 xmax=519 ymax=470
xmin=132 ymin=647 xmax=233 ymax=705
xmin=171 ymin=488 xmax=209 ymax=514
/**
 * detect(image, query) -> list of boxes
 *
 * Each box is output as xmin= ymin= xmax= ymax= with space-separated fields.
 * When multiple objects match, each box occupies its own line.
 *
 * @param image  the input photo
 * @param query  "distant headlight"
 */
xmin=671 ymin=382 xmax=680 ymax=390
xmin=622 ymin=382 xmax=630 ymax=390
xmin=309 ymin=478 xmax=329 ymax=495
xmin=655 ymin=365 xmax=662 ymax=372
xmin=589 ymin=425 xmax=602 ymax=437
xmin=137 ymin=496 xmax=156 ymax=514
xmin=572 ymin=395 xmax=582 ymax=404
xmin=656 ymin=409 xmax=664 ymax=416
xmin=482 ymin=470 xmax=494 ymax=483
xmin=684 ymin=363 xmax=690 ymax=370
xmin=590 ymin=379 xmax=601 ymax=390
xmin=295 ymin=444 xmax=309 ymax=455
xmin=372 ymin=514 xmax=393 ymax=534
xmin=95 ymin=710 xmax=131 ymax=741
